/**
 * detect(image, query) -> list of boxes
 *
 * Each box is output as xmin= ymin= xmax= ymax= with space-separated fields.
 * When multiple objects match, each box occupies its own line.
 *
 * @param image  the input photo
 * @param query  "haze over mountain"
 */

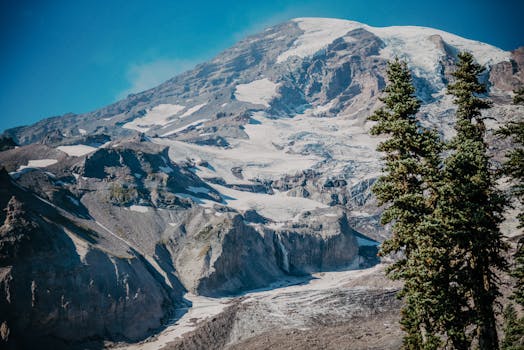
xmin=0 ymin=17 xmax=522 ymax=349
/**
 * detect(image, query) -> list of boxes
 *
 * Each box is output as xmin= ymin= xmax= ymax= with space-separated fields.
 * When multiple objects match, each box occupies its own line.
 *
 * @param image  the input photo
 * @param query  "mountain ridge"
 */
xmin=4 ymin=17 xmax=522 ymax=145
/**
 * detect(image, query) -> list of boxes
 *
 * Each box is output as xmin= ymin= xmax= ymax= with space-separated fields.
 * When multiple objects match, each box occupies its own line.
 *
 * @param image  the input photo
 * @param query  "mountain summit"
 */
xmin=5 ymin=18 xmax=521 ymax=145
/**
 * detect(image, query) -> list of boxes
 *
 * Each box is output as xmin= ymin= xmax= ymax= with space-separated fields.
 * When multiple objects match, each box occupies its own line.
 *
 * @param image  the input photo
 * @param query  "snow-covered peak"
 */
xmin=281 ymin=17 xmax=510 ymax=72
xmin=370 ymin=24 xmax=510 ymax=87
xmin=276 ymin=18 xmax=365 ymax=63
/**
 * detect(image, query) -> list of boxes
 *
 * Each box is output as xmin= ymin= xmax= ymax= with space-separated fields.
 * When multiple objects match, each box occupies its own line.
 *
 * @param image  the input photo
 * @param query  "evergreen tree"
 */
xmin=501 ymin=87 xmax=524 ymax=306
xmin=369 ymin=58 xmax=444 ymax=349
xmin=499 ymin=87 xmax=524 ymax=349
xmin=441 ymin=51 xmax=507 ymax=349
xmin=501 ymin=303 xmax=524 ymax=350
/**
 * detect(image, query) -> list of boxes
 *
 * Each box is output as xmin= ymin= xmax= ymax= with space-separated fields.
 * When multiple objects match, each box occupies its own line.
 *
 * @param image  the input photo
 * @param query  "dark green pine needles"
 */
xmin=500 ymin=87 xmax=524 ymax=349
xmin=443 ymin=52 xmax=507 ymax=349
xmin=370 ymin=53 xmax=508 ymax=349
xmin=368 ymin=58 xmax=445 ymax=349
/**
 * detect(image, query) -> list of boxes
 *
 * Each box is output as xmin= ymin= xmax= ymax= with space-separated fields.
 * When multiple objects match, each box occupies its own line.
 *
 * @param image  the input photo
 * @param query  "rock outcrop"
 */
xmin=0 ymin=191 xmax=185 ymax=349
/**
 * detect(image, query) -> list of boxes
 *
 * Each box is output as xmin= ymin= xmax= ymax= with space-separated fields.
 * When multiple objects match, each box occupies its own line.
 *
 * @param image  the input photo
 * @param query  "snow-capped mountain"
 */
xmin=6 ymin=18 xmax=521 ymax=236
xmin=0 ymin=18 xmax=522 ymax=348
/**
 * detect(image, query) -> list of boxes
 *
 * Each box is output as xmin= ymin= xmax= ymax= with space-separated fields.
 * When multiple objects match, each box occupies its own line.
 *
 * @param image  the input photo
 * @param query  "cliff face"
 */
xmin=169 ymin=207 xmax=361 ymax=297
xmin=489 ymin=46 xmax=524 ymax=92
xmin=0 ymin=180 xmax=185 ymax=348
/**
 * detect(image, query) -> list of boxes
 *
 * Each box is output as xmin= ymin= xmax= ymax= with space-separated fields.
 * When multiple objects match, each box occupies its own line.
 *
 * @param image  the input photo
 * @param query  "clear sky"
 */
xmin=1 ymin=0 xmax=523 ymax=132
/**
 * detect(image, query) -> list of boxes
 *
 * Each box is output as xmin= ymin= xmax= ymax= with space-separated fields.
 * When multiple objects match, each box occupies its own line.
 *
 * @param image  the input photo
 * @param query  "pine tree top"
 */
xmin=447 ymin=52 xmax=493 ymax=142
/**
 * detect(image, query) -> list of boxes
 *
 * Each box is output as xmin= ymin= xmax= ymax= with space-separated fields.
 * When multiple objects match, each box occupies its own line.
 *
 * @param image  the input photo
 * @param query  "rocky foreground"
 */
xmin=112 ymin=265 xmax=402 ymax=350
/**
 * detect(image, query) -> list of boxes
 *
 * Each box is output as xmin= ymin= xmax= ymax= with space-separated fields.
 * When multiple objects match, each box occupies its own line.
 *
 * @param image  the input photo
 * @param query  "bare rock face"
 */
xmin=489 ymin=46 xmax=524 ymax=91
xmin=76 ymin=140 xmax=221 ymax=207
xmin=171 ymin=213 xmax=284 ymax=296
xmin=0 ymin=190 xmax=185 ymax=349
xmin=0 ymin=197 xmax=35 ymax=262
xmin=0 ymin=136 xmax=16 ymax=152
xmin=270 ymin=209 xmax=360 ymax=274
xmin=166 ymin=207 xmax=361 ymax=297
xmin=0 ymin=143 xmax=68 ymax=172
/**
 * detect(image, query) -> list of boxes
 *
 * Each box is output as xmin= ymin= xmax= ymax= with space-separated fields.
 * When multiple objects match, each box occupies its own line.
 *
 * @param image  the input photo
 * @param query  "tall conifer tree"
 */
xmin=441 ymin=51 xmax=507 ymax=349
xmin=369 ymin=59 xmax=444 ymax=349
xmin=500 ymin=87 xmax=524 ymax=349
xmin=501 ymin=87 xmax=524 ymax=306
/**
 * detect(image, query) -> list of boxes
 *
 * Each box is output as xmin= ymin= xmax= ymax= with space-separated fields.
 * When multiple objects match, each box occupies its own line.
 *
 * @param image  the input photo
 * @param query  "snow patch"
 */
xmin=63 ymin=227 xmax=90 ymax=262
xmin=187 ymin=186 xmax=210 ymax=194
xmin=180 ymin=103 xmax=207 ymax=118
xmin=57 ymin=145 xmax=97 ymax=157
xmin=370 ymin=25 xmax=509 ymax=89
xmin=276 ymin=235 xmax=290 ymax=272
xmin=78 ymin=128 xmax=87 ymax=135
xmin=159 ymin=166 xmax=173 ymax=173
xmin=67 ymin=195 xmax=80 ymax=206
xmin=210 ymin=183 xmax=327 ymax=222
xmin=278 ymin=18 xmax=510 ymax=82
xmin=371 ymin=25 xmax=510 ymax=69
xmin=128 ymin=205 xmax=150 ymax=213
xmin=123 ymin=104 xmax=185 ymax=132
xmin=161 ymin=119 xmax=210 ymax=137
xmin=356 ymin=236 xmax=379 ymax=247
xmin=234 ymin=78 xmax=280 ymax=107
xmin=154 ymin=106 xmax=380 ymax=185
xmin=17 ymin=159 xmax=58 ymax=171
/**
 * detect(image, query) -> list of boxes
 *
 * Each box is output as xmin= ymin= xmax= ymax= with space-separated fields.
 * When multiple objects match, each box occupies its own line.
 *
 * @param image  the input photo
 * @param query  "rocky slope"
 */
xmin=0 ymin=136 xmax=366 ymax=348
xmin=0 ymin=169 xmax=186 ymax=349
xmin=0 ymin=17 xmax=522 ymax=349
xmin=115 ymin=265 xmax=402 ymax=350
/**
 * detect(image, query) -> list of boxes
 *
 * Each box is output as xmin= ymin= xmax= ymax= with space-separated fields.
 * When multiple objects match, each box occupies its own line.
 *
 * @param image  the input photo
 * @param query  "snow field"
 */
xmin=57 ymin=144 xmax=98 ymax=157
xmin=17 ymin=159 xmax=58 ymax=171
xmin=123 ymin=104 xmax=185 ymax=132
xmin=234 ymin=78 xmax=281 ymax=107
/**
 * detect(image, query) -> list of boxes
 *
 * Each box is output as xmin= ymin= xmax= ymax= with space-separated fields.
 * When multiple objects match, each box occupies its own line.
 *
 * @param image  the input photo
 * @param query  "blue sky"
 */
xmin=1 ymin=0 xmax=522 ymax=132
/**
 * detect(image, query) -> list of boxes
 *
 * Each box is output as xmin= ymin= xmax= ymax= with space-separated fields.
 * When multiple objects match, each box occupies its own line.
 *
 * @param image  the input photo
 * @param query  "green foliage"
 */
xmin=370 ymin=53 xmax=509 ymax=349
xmin=369 ymin=59 xmax=445 ymax=349
xmin=499 ymin=88 xmax=524 ymax=223
xmin=501 ymin=87 xmax=524 ymax=306
xmin=513 ymin=239 xmax=524 ymax=308
xmin=501 ymin=304 xmax=524 ymax=350
xmin=500 ymin=86 xmax=524 ymax=349
xmin=438 ymin=51 xmax=507 ymax=349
